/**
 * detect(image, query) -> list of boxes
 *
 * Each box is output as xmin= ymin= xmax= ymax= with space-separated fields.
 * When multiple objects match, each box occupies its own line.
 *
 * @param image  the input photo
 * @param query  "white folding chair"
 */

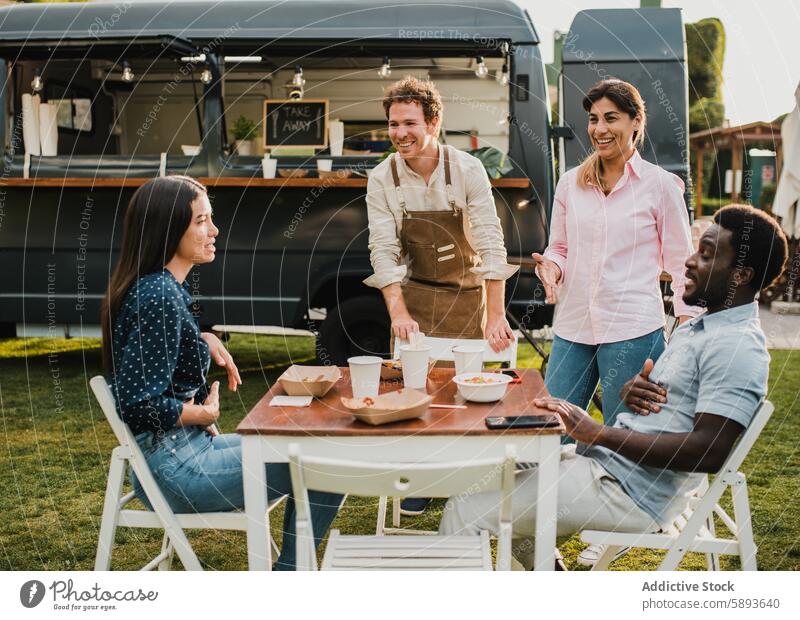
xmin=91 ymin=376 xmax=285 ymax=571
xmin=289 ymin=444 xmax=516 ymax=570
xmin=379 ymin=335 xmax=518 ymax=535
xmin=581 ymin=399 xmax=774 ymax=571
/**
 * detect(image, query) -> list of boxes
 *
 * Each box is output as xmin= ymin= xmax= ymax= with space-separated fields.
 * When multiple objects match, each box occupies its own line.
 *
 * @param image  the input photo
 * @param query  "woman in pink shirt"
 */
xmin=533 ymin=79 xmax=697 ymax=430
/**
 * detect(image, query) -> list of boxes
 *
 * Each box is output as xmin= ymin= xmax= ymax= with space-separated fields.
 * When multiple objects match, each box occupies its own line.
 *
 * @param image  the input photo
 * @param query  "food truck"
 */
xmin=0 ymin=0 xmax=689 ymax=363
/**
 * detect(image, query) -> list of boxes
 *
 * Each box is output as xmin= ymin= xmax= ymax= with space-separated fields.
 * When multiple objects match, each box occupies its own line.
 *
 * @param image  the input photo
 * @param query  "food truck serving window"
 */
xmin=5 ymin=56 xmax=203 ymax=158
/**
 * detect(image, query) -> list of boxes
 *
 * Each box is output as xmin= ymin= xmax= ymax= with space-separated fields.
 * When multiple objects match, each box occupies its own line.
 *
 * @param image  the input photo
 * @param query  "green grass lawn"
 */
xmin=1 ymin=334 xmax=797 ymax=570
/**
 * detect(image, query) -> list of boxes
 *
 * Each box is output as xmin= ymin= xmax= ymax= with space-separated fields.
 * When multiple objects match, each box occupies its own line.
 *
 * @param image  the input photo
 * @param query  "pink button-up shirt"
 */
xmin=543 ymin=150 xmax=700 ymax=345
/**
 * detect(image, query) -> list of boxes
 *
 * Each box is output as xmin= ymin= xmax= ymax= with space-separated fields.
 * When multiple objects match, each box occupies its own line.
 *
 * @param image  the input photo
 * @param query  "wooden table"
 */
xmin=236 ymin=367 xmax=564 ymax=571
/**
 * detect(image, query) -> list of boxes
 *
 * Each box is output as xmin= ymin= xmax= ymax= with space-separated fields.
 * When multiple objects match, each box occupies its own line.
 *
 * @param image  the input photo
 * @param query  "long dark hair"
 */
xmin=101 ymin=175 xmax=208 ymax=370
xmin=577 ymin=78 xmax=647 ymax=193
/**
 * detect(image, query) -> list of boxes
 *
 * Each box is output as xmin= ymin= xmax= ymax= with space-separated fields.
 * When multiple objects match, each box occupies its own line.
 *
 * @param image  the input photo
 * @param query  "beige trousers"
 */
xmin=439 ymin=446 xmax=659 ymax=569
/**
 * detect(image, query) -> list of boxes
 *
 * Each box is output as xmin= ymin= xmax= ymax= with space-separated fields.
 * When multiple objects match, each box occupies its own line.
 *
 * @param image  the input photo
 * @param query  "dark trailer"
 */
xmin=0 ymin=0 xmax=689 ymax=362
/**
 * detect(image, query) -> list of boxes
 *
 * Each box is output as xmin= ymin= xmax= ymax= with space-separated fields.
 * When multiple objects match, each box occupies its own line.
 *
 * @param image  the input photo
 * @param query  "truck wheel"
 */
xmin=317 ymin=296 xmax=391 ymax=365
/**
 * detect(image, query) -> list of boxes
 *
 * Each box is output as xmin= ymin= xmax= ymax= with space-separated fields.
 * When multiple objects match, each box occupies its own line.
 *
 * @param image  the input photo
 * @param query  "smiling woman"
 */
xmin=529 ymin=81 xmax=703 ymax=562
xmin=100 ymin=175 xmax=342 ymax=570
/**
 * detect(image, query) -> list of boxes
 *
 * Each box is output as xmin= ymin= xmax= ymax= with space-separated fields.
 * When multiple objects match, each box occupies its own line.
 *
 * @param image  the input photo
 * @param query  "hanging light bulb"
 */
xmin=474 ymin=55 xmax=488 ymax=78
xmin=200 ymin=67 xmax=213 ymax=84
xmin=121 ymin=61 xmax=134 ymax=83
xmin=378 ymin=56 xmax=391 ymax=79
xmin=495 ymin=62 xmax=509 ymax=86
xmin=292 ymin=65 xmax=305 ymax=88
xmin=30 ymin=67 xmax=44 ymax=93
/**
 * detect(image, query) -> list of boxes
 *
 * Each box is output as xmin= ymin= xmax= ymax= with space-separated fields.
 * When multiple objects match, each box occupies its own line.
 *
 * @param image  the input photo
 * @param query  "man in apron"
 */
xmin=363 ymin=76 xmax=519 ymax=515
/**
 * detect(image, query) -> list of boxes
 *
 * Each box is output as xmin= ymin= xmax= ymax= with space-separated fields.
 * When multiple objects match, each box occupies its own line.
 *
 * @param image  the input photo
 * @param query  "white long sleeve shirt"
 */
xmin=363 ymin=142 xmax=519 ymax=289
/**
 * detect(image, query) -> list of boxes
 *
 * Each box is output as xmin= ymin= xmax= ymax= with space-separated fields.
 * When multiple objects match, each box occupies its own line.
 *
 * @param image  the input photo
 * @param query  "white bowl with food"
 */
xmin=453 ymin=372 xmax=513 ymax=403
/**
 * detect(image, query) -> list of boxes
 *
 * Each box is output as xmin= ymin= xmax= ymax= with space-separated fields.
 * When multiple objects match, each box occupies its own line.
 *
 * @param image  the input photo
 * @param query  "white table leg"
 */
xmin=533 ymin=435 xmax=560 ymax=571
xmin=242 ymin=435 xmax=271 ymax=571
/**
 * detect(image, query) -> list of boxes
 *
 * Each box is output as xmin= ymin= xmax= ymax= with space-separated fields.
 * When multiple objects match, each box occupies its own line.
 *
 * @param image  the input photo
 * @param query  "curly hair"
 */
xmin=713 ymin=204 xmax=789 ymax=291
xmin=381 ymin=75 xmax=443 ymax=124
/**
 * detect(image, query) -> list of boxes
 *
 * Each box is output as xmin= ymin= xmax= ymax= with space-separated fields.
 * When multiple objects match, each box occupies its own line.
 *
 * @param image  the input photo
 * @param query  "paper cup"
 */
xmin=400 ymin=345 xmax=432 ymax=390
xmin=329 ymin=120 xmax=344 ymax=157
xmin=453 ymin=345 xmax=484 ymax=376
xmin=317 ymin=159 xmax=333 ymax=172
xmin=262 ymin=156 xmax=277 ymax=178
xmin=348 ymin=355 xmax=382 ymax=399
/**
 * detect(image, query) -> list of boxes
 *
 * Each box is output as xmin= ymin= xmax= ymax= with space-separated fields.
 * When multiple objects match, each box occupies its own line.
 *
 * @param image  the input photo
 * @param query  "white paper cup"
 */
xmin=317 ymin=159 xmax=333 ymax=172
xmin=262 ymin=156 xmax=277 ymax=178
xmin=452 ymin=345 xmax=484 ymax=376
xmin=348 ymin=355 xmax=382 ymax=399
xmin=329 ymin=120 xmax=344 ymax=157
xmin=400 ymin=345 xmax=432 ymax=390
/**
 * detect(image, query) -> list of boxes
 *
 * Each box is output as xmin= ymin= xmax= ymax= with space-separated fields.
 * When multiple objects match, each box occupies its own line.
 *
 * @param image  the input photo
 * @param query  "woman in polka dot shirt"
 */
xmin=101 ymin=175 xmax=342 ymax=570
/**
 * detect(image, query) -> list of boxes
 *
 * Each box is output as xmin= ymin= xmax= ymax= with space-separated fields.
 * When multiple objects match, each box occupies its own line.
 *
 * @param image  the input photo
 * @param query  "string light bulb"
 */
xmin=378 ymin=56 xmax=391 ymax=79
xmin=474 ymin=55 xmax=489 ymax=78
xmin=30 ymin=67 xmax=44 ymax=92
xmin=292 ymin=65 xmax=305 ymax=88
xmin=121 ymin=61 xmax=134 ymax=83
xmin=200 ymin=67 xmax=213 ymax=84
xmin=496 ymin=62 xmax=509 ymax=86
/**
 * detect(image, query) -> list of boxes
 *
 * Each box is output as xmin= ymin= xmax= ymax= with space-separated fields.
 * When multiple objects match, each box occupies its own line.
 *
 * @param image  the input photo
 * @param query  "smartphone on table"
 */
xmin=485 ymin=415 xmax=560 ymax=430
xmin=498 ymin=369 xmax=522 ymax=384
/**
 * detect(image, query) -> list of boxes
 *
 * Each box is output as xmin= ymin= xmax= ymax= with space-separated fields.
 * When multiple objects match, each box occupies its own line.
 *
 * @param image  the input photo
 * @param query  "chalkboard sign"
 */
xmin=263 ymin=99 xmax=329 ymax=149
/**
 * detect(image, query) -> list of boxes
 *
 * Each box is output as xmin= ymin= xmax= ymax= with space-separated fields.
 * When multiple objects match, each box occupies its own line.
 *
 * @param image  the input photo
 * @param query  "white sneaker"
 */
xmin=577 ymin=543 xmax=630 ymax=567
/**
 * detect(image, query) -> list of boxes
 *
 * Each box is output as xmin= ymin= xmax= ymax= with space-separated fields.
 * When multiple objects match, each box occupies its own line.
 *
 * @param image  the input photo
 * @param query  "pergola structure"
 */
xmin=689 ymin=121 xmax=783 ymax=216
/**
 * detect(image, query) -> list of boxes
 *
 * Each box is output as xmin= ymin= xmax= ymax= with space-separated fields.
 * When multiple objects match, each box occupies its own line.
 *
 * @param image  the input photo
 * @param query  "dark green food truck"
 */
xmin=0 ymin=0 xmax=690 ymax=363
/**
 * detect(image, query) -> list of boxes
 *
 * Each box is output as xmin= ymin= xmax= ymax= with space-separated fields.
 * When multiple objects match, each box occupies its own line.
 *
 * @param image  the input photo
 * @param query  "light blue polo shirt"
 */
xmin=578 ymin=302 xmax=769 ymax=528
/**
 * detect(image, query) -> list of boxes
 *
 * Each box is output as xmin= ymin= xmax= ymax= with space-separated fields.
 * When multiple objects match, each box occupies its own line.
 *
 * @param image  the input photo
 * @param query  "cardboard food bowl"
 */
xmin=380 ymin=358 xmax=437 ymax=381
xmin=318 ymin=169 xmax=353 ymax=179
xmin=380 ymin=360 xmax=404 ymax=380
xmin=278 ymin=168 xmax=310 ymax=178
xmin=340 ymin=388 xmax=432 ymax=426
xmin=277 ymin=365 xmax=341 ymax=397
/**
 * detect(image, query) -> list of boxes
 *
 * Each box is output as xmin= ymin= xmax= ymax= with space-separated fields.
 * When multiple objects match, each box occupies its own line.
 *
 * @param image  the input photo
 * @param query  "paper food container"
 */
xmin=278 ymin=168 xmax=310 ymax=178
xmin=277 ymin=365 xmax=341 ymax=397
xmin=340 ymin=388 xmax=432 ymax=426
xmin=380 ymin=360 xmax=404 ymax=380
xmin=381 ymin=358 xmax=437 ymax=381
xmin=318 ymin=169 xmax=353 ymax=179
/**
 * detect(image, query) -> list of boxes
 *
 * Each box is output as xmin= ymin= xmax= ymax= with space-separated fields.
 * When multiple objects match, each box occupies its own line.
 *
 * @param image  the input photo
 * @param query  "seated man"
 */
xmin=440 ymin=205 xmax=788 ymax=568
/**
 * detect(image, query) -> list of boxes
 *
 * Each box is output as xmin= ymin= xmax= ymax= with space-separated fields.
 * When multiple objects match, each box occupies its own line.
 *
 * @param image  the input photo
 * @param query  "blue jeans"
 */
xmin=545 ymin=329 xmax=666 ymax=433
xmin=130 ymin=427 xmax=343 ymax=570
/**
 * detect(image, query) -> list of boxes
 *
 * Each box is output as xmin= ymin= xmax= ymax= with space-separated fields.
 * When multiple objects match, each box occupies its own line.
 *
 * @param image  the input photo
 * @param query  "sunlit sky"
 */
xmin=522 ymin=0 xmax=800 ymax=125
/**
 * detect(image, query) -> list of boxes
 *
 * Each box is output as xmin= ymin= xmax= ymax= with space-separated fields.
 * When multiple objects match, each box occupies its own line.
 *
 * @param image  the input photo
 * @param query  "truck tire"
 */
xmin=317 ymin=296 xmax=391 ymax=365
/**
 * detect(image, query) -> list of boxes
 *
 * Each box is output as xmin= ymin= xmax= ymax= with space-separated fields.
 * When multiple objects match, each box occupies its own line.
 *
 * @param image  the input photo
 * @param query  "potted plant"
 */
xmin=231 ymin=115 xmax=258 ymax=155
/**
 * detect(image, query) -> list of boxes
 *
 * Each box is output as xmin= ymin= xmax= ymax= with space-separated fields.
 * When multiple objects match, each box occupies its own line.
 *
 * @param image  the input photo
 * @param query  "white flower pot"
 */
xmin=235 ymin=139 xmax=253 ymax=156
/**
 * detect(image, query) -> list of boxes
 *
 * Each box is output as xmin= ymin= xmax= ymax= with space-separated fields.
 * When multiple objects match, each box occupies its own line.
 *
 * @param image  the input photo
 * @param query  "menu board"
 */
xmin=263 ymin=99 xmax=328 ymax=149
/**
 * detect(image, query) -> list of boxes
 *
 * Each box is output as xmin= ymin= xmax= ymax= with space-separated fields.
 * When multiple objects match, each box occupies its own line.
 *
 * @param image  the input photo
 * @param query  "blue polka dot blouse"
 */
xmin=108 ymin=269 xmax=210 ymax=436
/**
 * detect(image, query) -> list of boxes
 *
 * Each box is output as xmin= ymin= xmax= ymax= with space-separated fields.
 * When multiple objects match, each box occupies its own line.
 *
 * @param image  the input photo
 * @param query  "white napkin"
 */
xmin=269 ymin=395 xmax=312 ymax=407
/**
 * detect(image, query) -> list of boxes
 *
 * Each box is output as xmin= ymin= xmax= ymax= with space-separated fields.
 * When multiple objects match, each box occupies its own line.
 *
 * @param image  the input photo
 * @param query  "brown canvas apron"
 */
xmin=390 ymin=146 xmax=486 ymax=339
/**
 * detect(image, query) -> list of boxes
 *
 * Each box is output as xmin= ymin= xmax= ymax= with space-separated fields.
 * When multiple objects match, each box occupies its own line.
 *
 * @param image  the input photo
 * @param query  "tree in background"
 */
xmin=686 ymin=17 xmax=726 ymax=202
xmin=686 ymin=17 xmax=726 ymax=133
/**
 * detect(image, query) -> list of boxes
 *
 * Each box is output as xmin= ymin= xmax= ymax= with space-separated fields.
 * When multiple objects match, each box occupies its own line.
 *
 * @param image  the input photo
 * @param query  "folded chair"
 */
xmin=581 ymin=399 xmax=774 ymax=571
xmin=290 ymin=444 xmax=517 ymax=570
xmin=91 ymin=376 xmax=285 ymax=571
xmin=379 ymin=335 xmax=519 ymax=535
